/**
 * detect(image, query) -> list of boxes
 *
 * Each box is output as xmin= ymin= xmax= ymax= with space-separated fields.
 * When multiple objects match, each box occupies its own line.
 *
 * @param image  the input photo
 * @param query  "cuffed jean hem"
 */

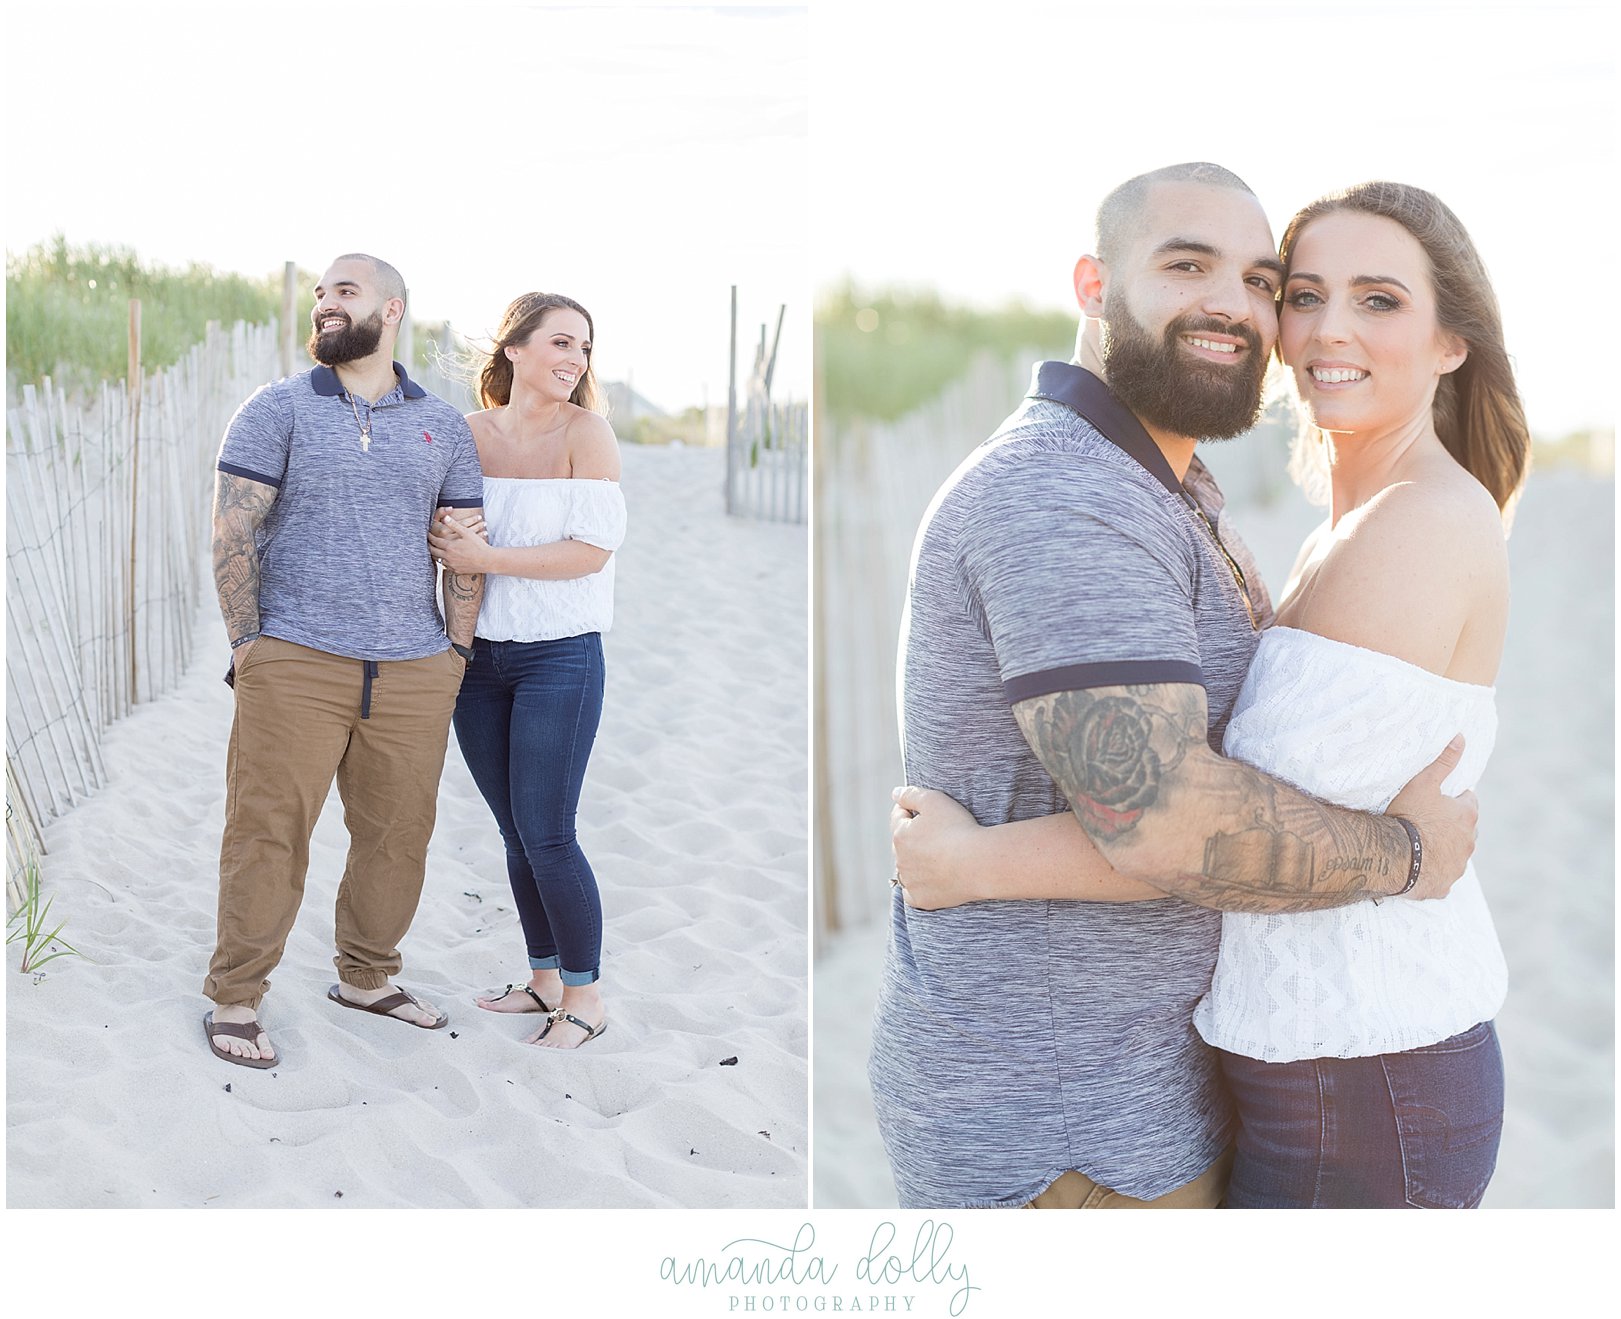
xmin=528 ymin=954 xmax=601 ymax=985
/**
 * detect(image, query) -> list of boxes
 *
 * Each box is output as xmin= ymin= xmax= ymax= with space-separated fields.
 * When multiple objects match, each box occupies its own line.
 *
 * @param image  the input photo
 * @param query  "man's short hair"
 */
xmin=1094 ymin=163 xmax=1256 ymax=265
xmin=334 ymin=252 xmax=407 ymax=308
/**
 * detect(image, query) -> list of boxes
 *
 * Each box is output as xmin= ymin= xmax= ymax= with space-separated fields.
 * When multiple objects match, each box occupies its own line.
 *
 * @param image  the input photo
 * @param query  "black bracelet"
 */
xmin=230 ymin=632 xmax=261 ymax=649
xmin=1391 ymin=816 xmax=1422 ymax=896
xmin=450 ymin=641 xmax=474 ymax=662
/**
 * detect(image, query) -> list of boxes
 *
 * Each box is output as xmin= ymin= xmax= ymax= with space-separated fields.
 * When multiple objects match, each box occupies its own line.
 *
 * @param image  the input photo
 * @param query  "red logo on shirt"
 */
xmin=423 ymin=431 xmax=433 ymax=443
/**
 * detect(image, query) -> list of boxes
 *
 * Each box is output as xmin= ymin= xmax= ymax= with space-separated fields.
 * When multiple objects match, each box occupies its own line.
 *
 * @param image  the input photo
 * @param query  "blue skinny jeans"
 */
xmin=452 ymin=633 xmax=604 ymax=985
xmin=1220 ymin=1020 xmax=1505 ymax=1208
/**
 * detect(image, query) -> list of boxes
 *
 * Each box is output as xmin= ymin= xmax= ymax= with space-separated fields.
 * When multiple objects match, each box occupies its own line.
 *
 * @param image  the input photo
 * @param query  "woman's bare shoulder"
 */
xmin=465 ymin=407 xmax=506 ymax=441
xmin=567 ymin=407 xmax=622 ymax=479
xmin=1353 ymin=464 xmax=1507 ymax=568
xmin=1290 ymin=468 xmax=1507 ymax=677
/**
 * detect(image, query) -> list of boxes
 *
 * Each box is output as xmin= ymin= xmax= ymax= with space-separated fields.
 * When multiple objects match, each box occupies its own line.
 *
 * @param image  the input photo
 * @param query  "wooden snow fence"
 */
xmin=728 ymin=399 xmax=808 ymax=524
xmin=812 ymin=353 xmax=1035 ymax=950
xmin=725 ymin=291 xmax=807 ymax=525
xmin=5 ymin=319 xmax=280 ymax=909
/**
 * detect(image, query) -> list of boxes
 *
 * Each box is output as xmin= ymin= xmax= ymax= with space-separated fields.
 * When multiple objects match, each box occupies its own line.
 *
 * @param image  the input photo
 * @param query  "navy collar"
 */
xmin=1025 ymin=361 xmax=1183 ymax=498
xmin=311 ymin=360 xmax=426 ymax=400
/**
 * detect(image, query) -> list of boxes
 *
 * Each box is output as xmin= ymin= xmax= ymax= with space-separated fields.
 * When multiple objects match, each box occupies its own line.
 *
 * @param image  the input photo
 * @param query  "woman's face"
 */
xmin=1280 ymin=210 xmax=1466 ymax=438
xmin=507 ymin=307 xmax=591 ymax=402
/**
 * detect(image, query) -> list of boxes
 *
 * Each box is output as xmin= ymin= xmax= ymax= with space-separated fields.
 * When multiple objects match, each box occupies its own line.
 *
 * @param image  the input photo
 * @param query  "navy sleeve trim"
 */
xmin=216 ymin=461 xmax=283 ymax=489
xmin=437 ymin=496 xmax=484 ymax=509
xmin=1003 ymin=660 xmax=1205 ymax=703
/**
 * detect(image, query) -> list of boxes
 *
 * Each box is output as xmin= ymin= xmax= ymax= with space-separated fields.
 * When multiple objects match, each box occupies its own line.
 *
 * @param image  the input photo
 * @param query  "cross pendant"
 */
xmin=360 ymin=432 xmax=371 ymax=453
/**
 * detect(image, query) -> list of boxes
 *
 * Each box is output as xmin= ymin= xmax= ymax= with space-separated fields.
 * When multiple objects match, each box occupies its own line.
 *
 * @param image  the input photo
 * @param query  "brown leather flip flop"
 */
xmin=326 ymin=984 xmax=449 ymax=1030
xmin=204 ymin=1012 xmax=279 ymax=1069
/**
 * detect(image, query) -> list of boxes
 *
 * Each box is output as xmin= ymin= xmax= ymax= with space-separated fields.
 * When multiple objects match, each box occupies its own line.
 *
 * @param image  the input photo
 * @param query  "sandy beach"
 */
xmin=6 ymin=442 xmax=808 ymax=1210
xmin=814 ymin=467 xmax=1615 ymax=1210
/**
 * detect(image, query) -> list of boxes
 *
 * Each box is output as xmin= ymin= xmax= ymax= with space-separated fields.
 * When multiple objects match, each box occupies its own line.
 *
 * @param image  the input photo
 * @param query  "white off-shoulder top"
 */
xmin=1193 ymin=626 xmax=1508 ymax=1063
xmin=475 ymin=477 xmax=627 ymax=642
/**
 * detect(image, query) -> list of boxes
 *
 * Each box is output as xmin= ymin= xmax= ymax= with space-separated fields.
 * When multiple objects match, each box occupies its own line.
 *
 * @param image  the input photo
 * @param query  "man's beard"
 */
xmin=307 ymin=308 xmax=386 ymax=366
xmin=1101 ymin=294 xmax=1267 ymax=440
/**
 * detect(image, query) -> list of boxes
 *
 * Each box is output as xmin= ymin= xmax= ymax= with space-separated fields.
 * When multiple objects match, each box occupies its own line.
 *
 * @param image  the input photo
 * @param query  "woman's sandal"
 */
xmin=530 ymin=1008 xmax=608 ymax=1048
xmin=477 ymin=983 xmax=555 ymax=1014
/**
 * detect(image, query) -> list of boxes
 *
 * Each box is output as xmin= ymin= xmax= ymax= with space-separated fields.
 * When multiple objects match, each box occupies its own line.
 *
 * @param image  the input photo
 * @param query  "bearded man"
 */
xmin=203 ymin=253 xmax=485 ymax=1068
xmin=868 ymin=165 xmax=1477 ymax=1208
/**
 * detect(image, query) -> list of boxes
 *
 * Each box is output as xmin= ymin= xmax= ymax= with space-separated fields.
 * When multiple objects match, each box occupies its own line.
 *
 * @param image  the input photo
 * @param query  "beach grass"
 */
xmin=6 ymin=239 xmax=459 ymax=402
xmin=6 ymin=859 xmax=80 ymax=974
xmin=816 ymin=282 xmax=1073 ymax=423
xmin=6 ymin=237 xmax=305 ymax=396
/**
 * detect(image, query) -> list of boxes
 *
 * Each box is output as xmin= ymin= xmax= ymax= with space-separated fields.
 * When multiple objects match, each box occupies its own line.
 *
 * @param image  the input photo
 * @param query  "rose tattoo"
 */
xmin=1050 ymin=694 xmax=1162 ymax=836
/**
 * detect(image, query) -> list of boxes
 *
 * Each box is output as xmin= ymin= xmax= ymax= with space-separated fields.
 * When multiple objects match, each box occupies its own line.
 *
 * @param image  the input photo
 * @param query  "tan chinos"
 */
xmin=203 ymin=637 xmax=466 ymax=1009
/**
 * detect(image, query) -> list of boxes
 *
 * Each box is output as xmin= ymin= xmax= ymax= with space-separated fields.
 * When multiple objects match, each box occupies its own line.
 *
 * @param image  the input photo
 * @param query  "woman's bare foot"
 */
xmin=477 ymin=970 xmax=563 ymax=1014
xmin=525 ymin=984 xmax=606 ymax=1049
xmin=209 ymin=1002 xmax=275 ymax=1062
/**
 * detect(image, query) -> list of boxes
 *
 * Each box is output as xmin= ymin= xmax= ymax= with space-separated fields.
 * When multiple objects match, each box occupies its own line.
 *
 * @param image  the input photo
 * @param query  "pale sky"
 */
xmin=5 ymin=1 xmax=808 ymax=414
xmin=810 ymin=0 xmax=1617 ymax=439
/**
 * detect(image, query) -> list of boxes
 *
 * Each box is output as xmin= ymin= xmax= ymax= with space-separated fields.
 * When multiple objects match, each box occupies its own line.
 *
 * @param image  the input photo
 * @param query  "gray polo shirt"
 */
xmin=869 ymin=361 xmax=1273 ymax=1206
xmin=217 ymin=363 xmax=483 ymax=660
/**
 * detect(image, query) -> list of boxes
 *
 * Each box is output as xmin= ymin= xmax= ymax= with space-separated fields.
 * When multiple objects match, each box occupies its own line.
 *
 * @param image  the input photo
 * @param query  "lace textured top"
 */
xmin=1193 ymin=626 xmax=1508 ymax=1062
xmin=474 ymin=477 xmax=627 ymax=642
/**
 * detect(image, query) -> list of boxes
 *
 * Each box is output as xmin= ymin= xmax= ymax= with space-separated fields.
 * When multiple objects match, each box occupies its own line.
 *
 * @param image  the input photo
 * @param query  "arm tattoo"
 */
xmin=1015 ymin=685 xmax=1407 ymax=913
xmin=211 ymin=473 xmax=278 ymax=641
xmin=441 ymin=569 xmax=484 ymax=647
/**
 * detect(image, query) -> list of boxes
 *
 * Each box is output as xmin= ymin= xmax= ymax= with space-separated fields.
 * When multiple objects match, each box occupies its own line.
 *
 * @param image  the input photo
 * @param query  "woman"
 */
xmin=430 ymin=292 xmax=625 ymax=1049
xmin=890 ymin=182 xmax=1530 ymax=1207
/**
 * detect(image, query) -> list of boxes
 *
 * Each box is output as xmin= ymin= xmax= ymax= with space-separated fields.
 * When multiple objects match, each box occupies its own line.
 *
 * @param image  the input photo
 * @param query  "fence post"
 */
xmin=726 ymin=286 xmax=737 ymax=514
xmin=127 ymin=298 xmax=142 ymax=705
xmin=280 ymin=261 xmax=297 ymax=379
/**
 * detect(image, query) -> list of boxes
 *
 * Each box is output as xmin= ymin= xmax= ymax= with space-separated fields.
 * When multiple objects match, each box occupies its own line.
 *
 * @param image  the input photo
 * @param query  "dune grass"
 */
xmin=7 ymin=238 xmax=464 ymax=404
xmin=7 ymin=859 xmax=80 ymax=974
xmin=6 ymin=237 xmax=304 ymax=396
xmin=816 ymin=282 xmax=1074 ymax=424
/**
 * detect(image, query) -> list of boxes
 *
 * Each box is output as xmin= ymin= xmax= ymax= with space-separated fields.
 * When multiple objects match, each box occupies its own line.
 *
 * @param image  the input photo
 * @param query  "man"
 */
xmin=203 ymin=253 xmax=485 ymax=1068
xmin=869 ymin=164 xmax=1478 ymax=1207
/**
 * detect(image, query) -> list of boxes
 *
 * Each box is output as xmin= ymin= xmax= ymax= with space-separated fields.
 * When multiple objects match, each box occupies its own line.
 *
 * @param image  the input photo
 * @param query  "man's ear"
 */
xmin=1073 ymin=255 xmax=1107 ymax=318
xmin=383 ymin=297 xmax=405 ymax=326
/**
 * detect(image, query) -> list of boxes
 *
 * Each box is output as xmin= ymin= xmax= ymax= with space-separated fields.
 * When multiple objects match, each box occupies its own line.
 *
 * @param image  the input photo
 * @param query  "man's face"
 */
xmin=307 ymin=259 xmax=389 ymax=366
xmin=1100 ymin=182 xmax=1281 ymax=440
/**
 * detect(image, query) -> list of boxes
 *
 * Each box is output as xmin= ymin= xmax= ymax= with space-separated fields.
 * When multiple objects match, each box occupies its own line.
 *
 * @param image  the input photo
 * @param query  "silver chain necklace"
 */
xmin=347 ymin=392 xmax=374 ymax=453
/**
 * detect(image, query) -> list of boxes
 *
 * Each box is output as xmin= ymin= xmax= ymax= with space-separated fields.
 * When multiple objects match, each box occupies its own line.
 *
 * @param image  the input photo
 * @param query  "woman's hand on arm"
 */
xmin=890 ymin=785 xmax=1166 ymax=910
xmin=429 ymin=511 xmax=494 ymax=574
xmin=436 ymin=506 xmax=487 ymax=540
xmin=438 ymin=533 xmax=612 ymax=581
